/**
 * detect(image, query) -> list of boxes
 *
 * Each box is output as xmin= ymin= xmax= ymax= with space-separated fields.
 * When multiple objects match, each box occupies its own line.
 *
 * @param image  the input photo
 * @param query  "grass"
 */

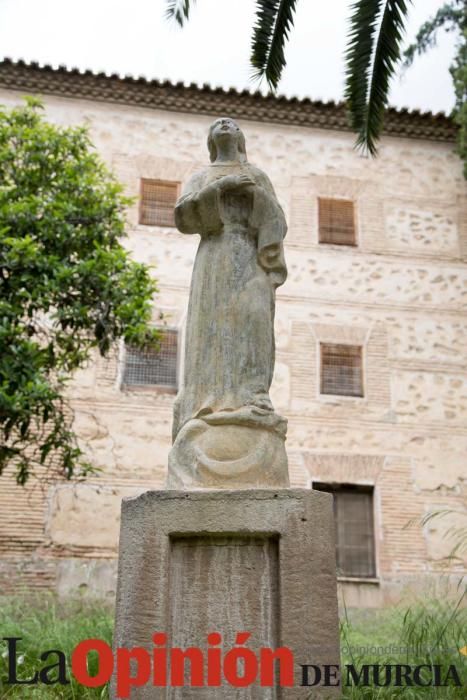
xmin=340 ymin=585 xmax=467 ymax=698
xmin=0 ymin=589 xmax=465 ymax=698
xmin=0 ymin=595 xmax=112 ymax=698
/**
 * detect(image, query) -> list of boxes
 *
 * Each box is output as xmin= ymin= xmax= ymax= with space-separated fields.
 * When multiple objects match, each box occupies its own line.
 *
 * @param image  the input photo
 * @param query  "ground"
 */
xmin=0 ymin=592 xmax=465 ymax=698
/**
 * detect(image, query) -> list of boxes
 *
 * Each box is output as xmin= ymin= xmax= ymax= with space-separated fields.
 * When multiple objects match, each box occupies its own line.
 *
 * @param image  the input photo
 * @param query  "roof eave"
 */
xmin=0 ymin=58 xmax=457 ymax=143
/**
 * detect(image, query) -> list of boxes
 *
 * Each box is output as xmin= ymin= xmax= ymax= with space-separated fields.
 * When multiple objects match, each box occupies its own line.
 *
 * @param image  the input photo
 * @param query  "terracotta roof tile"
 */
xmin=0 ymin=58 xmax=456 ymax=143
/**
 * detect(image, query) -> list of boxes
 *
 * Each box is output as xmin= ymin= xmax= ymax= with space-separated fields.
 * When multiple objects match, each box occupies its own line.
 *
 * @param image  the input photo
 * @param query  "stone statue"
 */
xmin=167 ymin=117 xmax=289 ymax=488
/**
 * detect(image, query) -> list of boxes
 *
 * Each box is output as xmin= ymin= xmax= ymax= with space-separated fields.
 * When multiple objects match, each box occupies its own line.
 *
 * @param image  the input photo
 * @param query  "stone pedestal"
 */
xmin=113 ymin=489 xmax=340 ymax=698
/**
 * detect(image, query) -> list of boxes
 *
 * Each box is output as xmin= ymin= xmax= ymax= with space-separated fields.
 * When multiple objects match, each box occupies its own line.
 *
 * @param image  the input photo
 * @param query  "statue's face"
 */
xmin=211 ymin=117 xmax=240 ymax=144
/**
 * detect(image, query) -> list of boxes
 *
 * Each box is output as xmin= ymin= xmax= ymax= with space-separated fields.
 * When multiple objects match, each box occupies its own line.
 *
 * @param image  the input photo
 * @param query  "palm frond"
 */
xmin=251 ymin=0 xmax=299 ymax=90
xmin=346 ymin=0 xmax=411 ymax=157
xmin=345 ymin=0 xmax=385 ymax=134
xmin=165 ymin=0 xmax=195 ymax=27
xmin=363 ymin=0 xmax=410 ymax=154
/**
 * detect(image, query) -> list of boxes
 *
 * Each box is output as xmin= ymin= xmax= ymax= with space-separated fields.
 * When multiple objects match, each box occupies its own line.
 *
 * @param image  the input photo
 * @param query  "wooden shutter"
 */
xmin=321 ymin=343 xmax=363 ymax=397
xmin=314 ymin=484 xmax=376 ymax=578
xmin=318 ymin=198 xmax=356 ymax=245
xmin=139 ymin=180 xmax=178 ymax=227
xmin=123 ymin=330 xmax=178 ymax=388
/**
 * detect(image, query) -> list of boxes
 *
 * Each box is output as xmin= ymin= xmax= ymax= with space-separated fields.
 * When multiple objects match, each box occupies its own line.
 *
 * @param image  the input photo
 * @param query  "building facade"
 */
xmin=0 ymin=59 xmax=465 ymax=607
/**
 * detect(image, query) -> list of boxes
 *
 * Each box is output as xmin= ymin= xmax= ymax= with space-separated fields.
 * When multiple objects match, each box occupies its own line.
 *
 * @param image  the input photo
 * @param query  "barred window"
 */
xmin=123 ymin=330 xmax=178 ymax=389
xmin=139 ymin=179 xmax=178 ymax=227
xmin=320 ymin=343 xmax=363 ymax=397
xmin=318 ymin=198 xmax=356 ymax=246
xmin=314 ymin=483 xmax=376 ymax=578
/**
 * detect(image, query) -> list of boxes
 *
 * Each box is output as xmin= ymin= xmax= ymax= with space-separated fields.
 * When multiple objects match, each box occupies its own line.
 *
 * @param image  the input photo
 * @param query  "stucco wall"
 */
xmin=0 ymin=89 xmax=465 ymax=606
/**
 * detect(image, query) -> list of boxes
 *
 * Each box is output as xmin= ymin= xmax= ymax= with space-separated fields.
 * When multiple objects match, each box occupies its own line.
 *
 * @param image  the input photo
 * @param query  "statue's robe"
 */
xmin=172 ymin=161 xmax=287 ymax=442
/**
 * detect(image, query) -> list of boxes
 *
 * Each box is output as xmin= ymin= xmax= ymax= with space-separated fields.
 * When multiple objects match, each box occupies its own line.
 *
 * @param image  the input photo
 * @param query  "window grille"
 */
xmin=123 ymin=330 xmax=178 ymax=388
xmin=320 ymin=343 xmax=363 ymax=397
xmin=139 ymin=180 xmax=178 ymax=227
xmin=314 ymin=483 xmax=376 ymax=578
xmin=318 ymin=198 xmax=356 ymax=246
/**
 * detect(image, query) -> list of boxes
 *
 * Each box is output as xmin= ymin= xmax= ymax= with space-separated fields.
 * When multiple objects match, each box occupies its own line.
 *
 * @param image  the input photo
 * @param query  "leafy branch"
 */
xmin=0 ymin=100 xmax=160 ymax=484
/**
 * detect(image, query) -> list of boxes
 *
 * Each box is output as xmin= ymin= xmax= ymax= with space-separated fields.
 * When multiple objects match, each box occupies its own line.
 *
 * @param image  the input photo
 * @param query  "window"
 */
xmin=139 ymin=179 xmax=178 ymax=227
xmin=318 ymin=197 xmax=356 ymax=246
xmin=320 ymin=343 xmax=363 ymax=397
xmin=314 ymin=483 xmax=376 ymax=578
xmin=123 ymin=330 xmax=178 ymax=389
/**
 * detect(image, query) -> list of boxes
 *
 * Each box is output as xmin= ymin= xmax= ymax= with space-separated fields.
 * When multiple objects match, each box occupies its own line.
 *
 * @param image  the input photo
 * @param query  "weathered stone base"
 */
xmin=167 ymin=419 xmax=289 ymax=489
xmin=113 ymin=489 xmax=340 ymax=698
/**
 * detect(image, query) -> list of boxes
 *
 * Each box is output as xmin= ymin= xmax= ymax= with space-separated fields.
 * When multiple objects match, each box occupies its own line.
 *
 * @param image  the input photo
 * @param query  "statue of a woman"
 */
xmin=167 ymin=117 xmax=289 ymax=488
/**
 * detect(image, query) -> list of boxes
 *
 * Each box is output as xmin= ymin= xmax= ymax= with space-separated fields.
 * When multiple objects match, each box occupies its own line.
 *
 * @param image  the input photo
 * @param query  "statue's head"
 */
xmin=207 ymin=117 xmax=247 ymax=163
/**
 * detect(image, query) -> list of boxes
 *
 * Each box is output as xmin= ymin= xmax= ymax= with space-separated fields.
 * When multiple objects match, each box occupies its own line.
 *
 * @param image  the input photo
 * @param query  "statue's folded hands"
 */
xmin=215 ymin=173 xmax=256 ymax=192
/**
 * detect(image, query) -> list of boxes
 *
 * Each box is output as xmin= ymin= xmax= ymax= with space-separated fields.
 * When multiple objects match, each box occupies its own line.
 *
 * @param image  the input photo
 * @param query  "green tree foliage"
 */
xmin=166 ymin=0 xmax=465 ymax=173
xmin=403 ymin=0 xmax=467 ymax=177
xmin=0 ymin=99 xmax=159 ymax=485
